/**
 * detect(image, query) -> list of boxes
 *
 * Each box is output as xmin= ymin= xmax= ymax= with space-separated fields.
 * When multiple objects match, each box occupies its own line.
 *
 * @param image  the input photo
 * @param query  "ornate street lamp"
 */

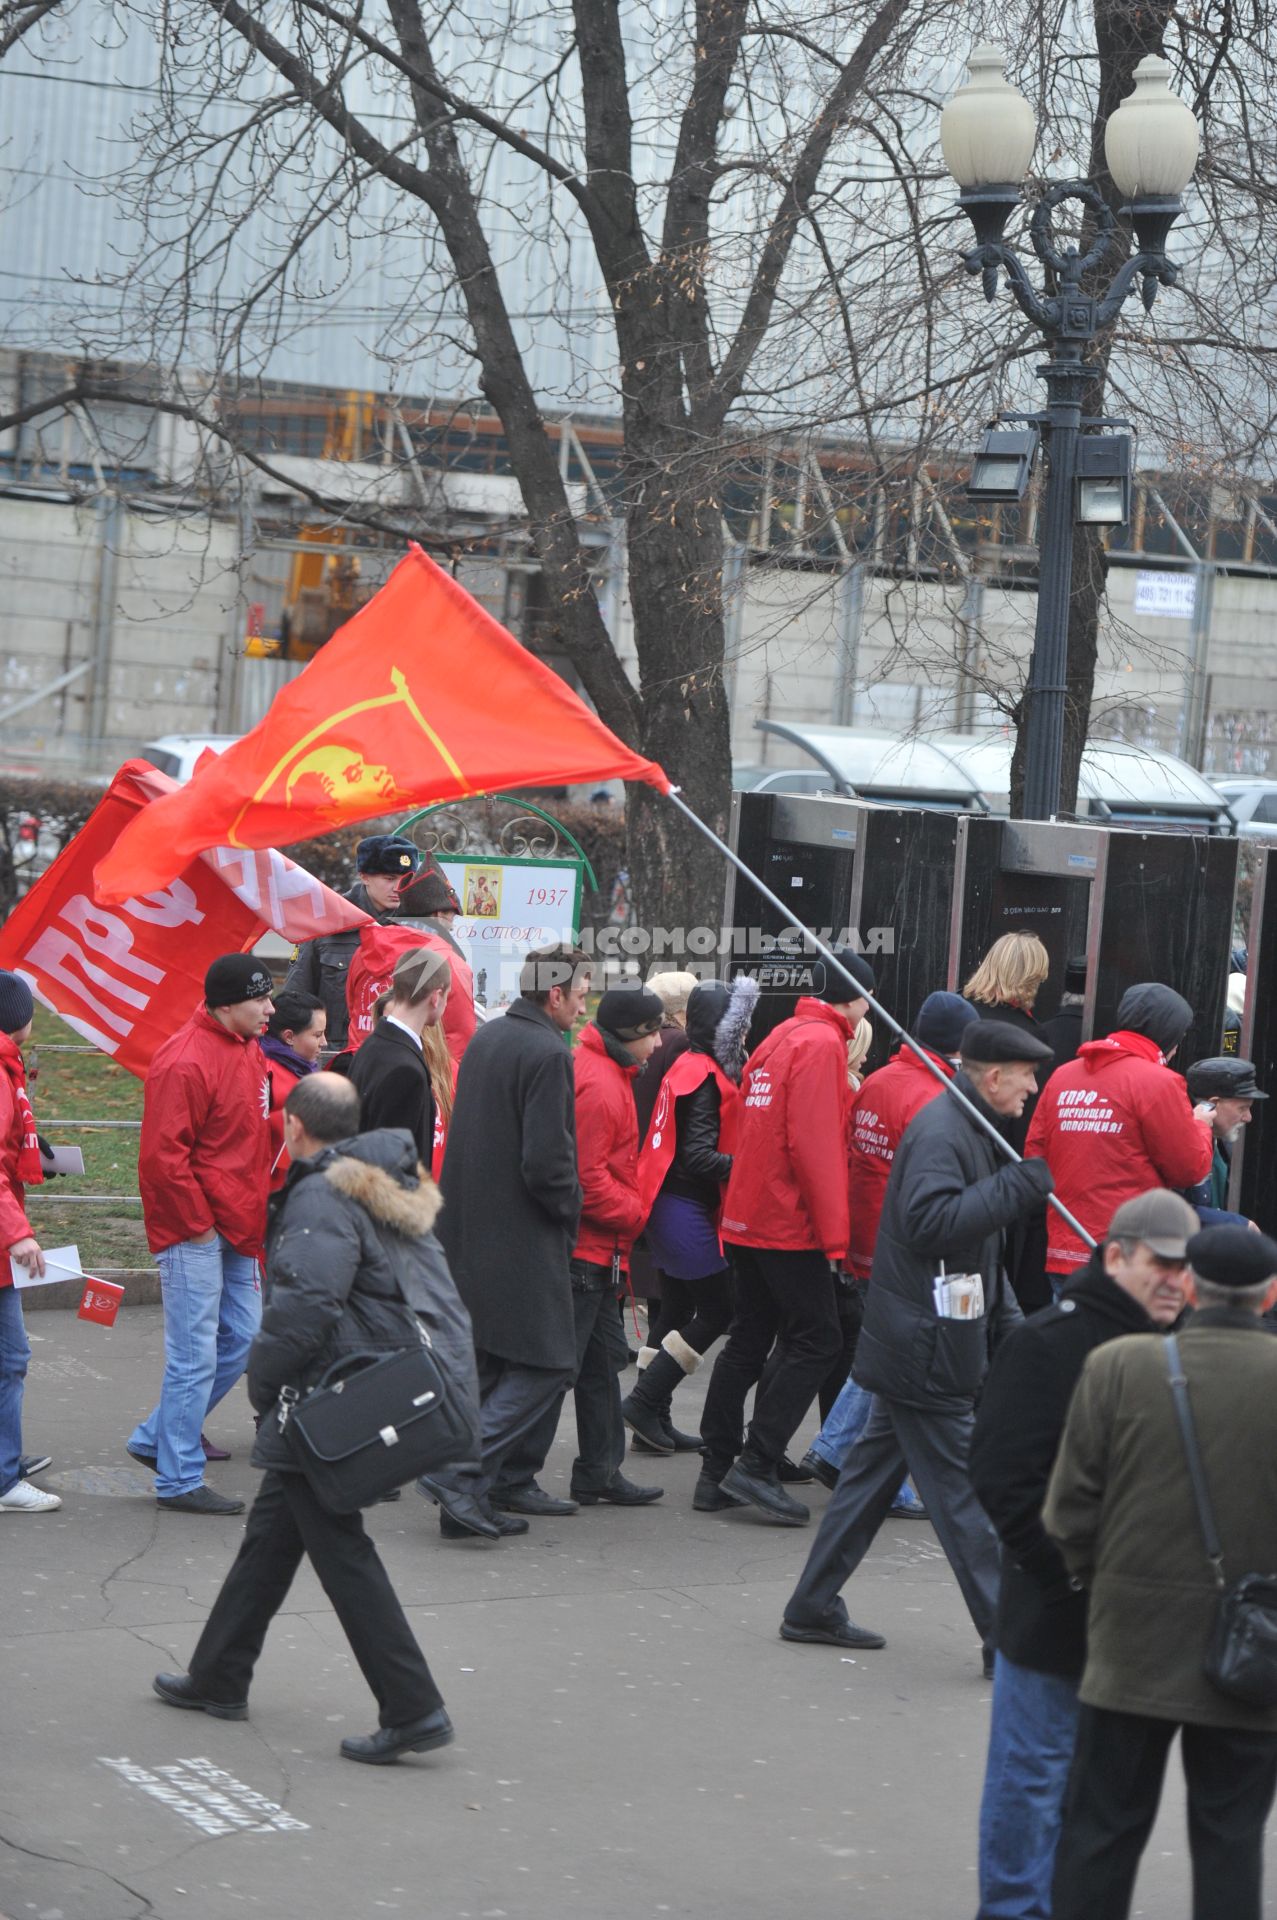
xmin=941 ymin=46 xmax=1199 ymax=819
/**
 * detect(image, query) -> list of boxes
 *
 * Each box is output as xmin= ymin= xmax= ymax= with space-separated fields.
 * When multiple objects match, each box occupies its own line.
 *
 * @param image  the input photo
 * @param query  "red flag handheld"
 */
xmin=95 ymin=547 xmax=669 ymax=903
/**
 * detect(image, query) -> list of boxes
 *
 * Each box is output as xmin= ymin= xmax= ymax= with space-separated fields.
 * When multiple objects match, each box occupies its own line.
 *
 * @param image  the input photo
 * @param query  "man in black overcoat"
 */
xmin=420 ymin=942 xmax=590 ymax=1540
xmin=780 ymin=1021 xmax=1053 ymax=1662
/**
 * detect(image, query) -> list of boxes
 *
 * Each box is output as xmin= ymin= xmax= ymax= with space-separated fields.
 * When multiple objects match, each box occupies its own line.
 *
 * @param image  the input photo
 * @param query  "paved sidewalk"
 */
xmin=2 ymin=1309 xmax=1214 ymax=1920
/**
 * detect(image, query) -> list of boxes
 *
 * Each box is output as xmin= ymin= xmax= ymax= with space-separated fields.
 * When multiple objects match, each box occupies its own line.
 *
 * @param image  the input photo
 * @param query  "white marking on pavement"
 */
xmin=98 ymin=1756 xmax=308 ymax=1835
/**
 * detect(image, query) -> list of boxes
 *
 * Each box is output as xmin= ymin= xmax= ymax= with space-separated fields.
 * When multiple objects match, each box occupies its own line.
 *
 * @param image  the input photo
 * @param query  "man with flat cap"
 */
xmin=780 ymin=1019 xmax=1053 ymax=1663
xmin=970 ymin=1188 xmax=1198 ymax=1920
xmin=1027 ymin=983 xmax=1213 ymax=1295
xmin=702 ymin=945 xmax=875 ymax=1523
xmin=1182 ymin=1054 xmax=1267 ymax=1228
xmin=1045 ymin=1223 xmax=1277 ymax=1920
xmin=127 ymin=954 xmax=274 ymax=1514
xmin=283 ymin=833 xmax=420 ymax=1050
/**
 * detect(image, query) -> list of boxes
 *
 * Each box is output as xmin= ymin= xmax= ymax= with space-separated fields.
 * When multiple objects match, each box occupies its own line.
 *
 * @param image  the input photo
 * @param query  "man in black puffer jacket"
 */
xmin=780 ymin=1021 xmax=1053 ymax=1661
xmin=151 ymin=1073 xmax=481 ymax=1767
xmin=968 ymin=1188 xmax=1196 ymax=1920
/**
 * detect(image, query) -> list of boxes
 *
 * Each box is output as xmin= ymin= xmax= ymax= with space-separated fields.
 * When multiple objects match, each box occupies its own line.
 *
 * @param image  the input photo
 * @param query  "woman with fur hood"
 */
xmin=621 ymin=976 xmax=757 ymax=1455
xmin=151 ymin=1073 xmax=481 ymax=1767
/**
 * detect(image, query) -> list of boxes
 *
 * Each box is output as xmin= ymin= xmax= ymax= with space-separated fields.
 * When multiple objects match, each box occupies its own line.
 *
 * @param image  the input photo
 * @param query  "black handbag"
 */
xmin=278 ymin=1335 xmax=472 ymax=1515
xmin=1164 ymin=1335 xmax=1277 ymax=1710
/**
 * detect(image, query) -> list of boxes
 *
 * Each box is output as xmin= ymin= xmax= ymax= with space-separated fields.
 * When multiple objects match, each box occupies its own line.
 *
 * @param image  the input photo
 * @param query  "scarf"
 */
xmin=0 ymin=1032 xmax=43 ymax=1186
xmin=260 ymin=1033 xmax=318 ymax=1081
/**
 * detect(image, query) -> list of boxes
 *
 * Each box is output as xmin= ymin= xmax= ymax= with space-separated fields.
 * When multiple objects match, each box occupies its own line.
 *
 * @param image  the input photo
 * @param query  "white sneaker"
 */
xmin=0 ymin=1478 xmax=61 ymax=1512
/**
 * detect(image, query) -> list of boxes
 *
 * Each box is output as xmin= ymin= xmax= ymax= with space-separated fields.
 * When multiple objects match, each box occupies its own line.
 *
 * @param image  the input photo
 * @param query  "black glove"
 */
xmin=36 ymin=1135 xmax=62 ymax=1178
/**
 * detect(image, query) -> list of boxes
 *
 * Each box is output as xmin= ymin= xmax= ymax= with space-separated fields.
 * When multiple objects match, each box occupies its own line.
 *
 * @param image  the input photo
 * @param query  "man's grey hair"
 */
xmin=285 ymin=1072 xmax=361 ymax=1145
xmin=1191 ymin=1272 xmax=1274 ymax=1312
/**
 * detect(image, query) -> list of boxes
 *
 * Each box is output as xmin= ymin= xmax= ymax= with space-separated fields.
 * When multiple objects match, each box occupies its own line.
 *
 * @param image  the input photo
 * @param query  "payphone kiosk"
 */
xmin=948 ymin=817 xmax=1238 ymax=1068
xmin=724 ymin=791 xmax=961 ymax=1063
xmin=1234 ymin=847 xmax=1276 ymax=1234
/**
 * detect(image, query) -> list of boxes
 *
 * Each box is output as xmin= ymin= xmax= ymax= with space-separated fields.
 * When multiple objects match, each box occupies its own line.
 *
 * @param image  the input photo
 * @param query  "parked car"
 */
xmin=1211 ymin=778 xmax=1277 ymax=841
xmin=737 ymin=722 xmax=1236 ymax=836
xmin=139 ymin=734 xmax=240 ymax=783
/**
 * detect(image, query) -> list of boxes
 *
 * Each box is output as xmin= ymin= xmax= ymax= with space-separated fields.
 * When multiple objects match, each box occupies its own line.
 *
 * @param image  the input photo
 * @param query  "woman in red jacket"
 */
xmin=0 ymin=971 xmax=60 ymax=1513
xmin=621 ymin=976 xmax=755 ymax=1456
xmin=262 ymin=990 xmax=327 ymax=1193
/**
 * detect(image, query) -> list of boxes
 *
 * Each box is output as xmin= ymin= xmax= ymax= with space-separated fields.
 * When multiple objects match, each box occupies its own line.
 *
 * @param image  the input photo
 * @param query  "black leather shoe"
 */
xmin=127 ymin=1446 xmax=158 ymax=1474
xmin=720 ymin=1462 xmax=809 ymax=1526
xmin=417 ymin=1475 xmax=500 ymax=1541
xmin=573 ymin=1475 xmax=663 ymax=1507
xmin=440 ymin=1507 xmax=528 ymax=1539
xmin=340 ymin=1707 xmax=455 ymax=1765
xmin=490 ymin=1485 xmax=579 ymax=1517
xmin=778 ymin=1453 xmax=815 ymax=1484
xmin=692 ymin=1471 xmax=745 ymax=1512
xmin=800 ymin=1450 xmax=839 ymax=1492
xmin=157 ymin=1486 xmax=245 ymax=1516
xmin=153 ymin=1671 xmax=248 ymax=1719
xmin=779 ymin=1615 xmax=886 ymax=1651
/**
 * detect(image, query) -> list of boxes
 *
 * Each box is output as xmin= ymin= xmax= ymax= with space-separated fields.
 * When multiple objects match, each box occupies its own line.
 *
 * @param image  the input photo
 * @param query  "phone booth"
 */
xmin=948 ymin=817 xmax=1238 ymax=1067
xmin=723 ymin=791 xmax=962 ymax=1064
xmin=1235 ymin=847 xmax=1277 ymax=1233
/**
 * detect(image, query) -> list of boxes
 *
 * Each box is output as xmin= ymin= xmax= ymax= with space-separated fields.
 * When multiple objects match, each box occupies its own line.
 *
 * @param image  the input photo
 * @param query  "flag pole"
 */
xmin=663 ymin=786 xmax=1096 ymax=1252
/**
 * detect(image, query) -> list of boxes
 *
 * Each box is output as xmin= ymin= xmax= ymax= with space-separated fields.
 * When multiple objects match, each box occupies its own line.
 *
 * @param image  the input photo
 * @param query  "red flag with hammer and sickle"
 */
xmin=94 ymin=545 xmax=669 ymax=904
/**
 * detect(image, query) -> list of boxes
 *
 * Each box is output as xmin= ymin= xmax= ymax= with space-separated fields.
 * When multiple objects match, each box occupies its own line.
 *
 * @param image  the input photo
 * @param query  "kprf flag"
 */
xmin=94 ymin=545 xmax=671 ymax=904
xmin=0 ymin=762 xmax=366 ymax=1075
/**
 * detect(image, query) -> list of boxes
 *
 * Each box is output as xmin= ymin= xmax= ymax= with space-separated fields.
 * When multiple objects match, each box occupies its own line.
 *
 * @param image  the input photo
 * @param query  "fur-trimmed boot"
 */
xmin=622 ymin=1333 xmax=703 ymax=1454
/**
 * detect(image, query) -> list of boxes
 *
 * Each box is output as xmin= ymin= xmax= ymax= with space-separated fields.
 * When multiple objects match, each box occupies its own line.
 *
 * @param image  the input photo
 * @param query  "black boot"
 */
xmin=621 ymin=1349 xmax=686 ymax=1455
xmin=656 ymin=1396 xmax=705 ymax=1452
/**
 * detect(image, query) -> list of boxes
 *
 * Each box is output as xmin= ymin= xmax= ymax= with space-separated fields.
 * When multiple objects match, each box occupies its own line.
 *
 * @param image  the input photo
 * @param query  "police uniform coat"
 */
xmin=282 ymin=881 xmax=395 ymax=1049
xmin=438 ymin=998 xmax=581 ymax=1372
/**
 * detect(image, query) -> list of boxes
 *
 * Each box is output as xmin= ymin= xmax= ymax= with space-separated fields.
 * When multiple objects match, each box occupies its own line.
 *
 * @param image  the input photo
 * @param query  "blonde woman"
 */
xmin=847 ymin=1016 xmax=873 ymax=1090
xmin=964 ymin=930 xmax=1056 ymax=1309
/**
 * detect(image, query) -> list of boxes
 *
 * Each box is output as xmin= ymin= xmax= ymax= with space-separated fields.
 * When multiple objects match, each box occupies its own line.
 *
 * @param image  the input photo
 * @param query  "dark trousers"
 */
xmin=647 ymin=1266 xmax=734 ymax=1359
xmin=188 ymin=1469 xmax=443 ymax=1728
xmin=700 ymin=1246 xmax=840 ymax=1476
xmin=1052 ymin=1705 xmax=1277 ymax=1920
xmin=443 ymin=1349 xmax=574 ymax=1503
xmin=500 ymin=1263 xmax=627 ymax=1496
xmin=818 ymin=1276 xmax=867 ymax=1421
xmin=784 ymin=1393 xmax=1001 ymax=1645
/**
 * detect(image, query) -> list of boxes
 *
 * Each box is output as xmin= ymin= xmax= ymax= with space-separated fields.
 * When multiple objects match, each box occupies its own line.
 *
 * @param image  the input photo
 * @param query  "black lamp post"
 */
xmin=941 ymin=47 xmax=1200 ymax=820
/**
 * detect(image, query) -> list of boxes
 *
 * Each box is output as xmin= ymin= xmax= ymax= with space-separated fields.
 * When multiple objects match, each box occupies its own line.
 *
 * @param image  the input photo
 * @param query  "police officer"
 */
xmin=282 ymin=835 xmax=420 ymax=1049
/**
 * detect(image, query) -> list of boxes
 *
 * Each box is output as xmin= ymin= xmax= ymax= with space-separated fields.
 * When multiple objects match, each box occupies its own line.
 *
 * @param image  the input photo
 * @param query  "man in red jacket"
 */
xmin=127 ymin=955 xmax=273 ymax=1515
xmin=495 ymin=984 xmax=666 ymax=1516
xmin=1025 ymin=983 xmax=1214 ymax=1292
xmin=701 ymin=946 xmax=874 ymax=1524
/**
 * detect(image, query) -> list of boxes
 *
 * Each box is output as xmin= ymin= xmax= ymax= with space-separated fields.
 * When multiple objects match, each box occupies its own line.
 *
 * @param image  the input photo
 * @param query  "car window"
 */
xmin=1253 ymin=793 xmax=1277 ymax=824
xmin=142 ymin=751 xmax=179 ymax=777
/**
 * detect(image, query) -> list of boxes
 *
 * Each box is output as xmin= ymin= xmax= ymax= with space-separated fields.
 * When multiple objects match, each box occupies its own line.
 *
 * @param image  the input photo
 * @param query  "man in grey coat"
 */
xmin=780 ymin=1021 xmax=1054 ymax=1664
xmin=1045 ymin=1224 xmax=1277 ymax=1920
xmin=420 ymin=942 xmax=590 ymax=1540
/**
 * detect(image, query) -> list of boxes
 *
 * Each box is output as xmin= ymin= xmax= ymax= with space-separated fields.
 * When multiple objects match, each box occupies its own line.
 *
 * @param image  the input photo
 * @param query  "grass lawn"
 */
xmin=25 ymin=1006 xmax=149 ymax=1272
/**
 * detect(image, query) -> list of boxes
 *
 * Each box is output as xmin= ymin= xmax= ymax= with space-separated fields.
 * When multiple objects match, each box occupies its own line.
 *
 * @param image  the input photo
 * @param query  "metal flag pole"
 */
xmin=663 ymin=786 xmax=1097 ymax=1251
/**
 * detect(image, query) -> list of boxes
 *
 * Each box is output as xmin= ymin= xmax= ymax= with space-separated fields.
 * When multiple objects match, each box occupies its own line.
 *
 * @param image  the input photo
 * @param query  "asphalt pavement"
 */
xmin=1 ymin=1306 xmax=1227 ymax=1919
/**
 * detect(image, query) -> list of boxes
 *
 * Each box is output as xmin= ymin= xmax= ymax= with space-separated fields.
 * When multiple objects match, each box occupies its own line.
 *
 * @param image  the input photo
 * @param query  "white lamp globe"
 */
xmin=940 ymin=44 xmax=1037 ymax=190
xmin=1104 ymin=54 xmax=1199 ymax=198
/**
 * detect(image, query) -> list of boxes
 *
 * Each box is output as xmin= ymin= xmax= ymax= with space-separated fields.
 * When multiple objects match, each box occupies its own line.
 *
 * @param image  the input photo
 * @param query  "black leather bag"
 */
xmin=278 ymin=1337 xmax=472 ymax=1515
xmin=1165 ymin=1336 xmax=1277 ymax=1710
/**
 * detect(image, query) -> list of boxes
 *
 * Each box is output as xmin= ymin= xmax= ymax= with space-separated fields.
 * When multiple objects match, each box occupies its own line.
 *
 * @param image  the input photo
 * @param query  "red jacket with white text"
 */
xmin=346 ymin=922 xmax=477 ymax=1066
xmin=721 ymin=998 xmax=854 ymax=1260
xmin=845 ymin=1046 xmax=954 ymax=1280
xmin=0 ymin=1072 xmax=35 ymax=1264
xmin=572 ymin=1022 xmax=645 ymax=1272
xmin=139 ymin=1008 xmax=271 ymax=1257
xmin=1024 ymin=1029 xmax=1213 ymax=1272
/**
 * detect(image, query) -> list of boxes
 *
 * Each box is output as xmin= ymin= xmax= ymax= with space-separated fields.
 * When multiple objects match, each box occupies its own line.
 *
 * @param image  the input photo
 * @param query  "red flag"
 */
xmin=0 ymin=763 xmax=266 ymax=1075
xmin=94 ymin=546 xmax=669 ymax=903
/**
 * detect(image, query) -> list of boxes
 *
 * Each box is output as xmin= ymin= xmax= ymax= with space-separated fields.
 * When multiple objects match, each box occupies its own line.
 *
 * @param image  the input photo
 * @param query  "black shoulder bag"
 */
xmin=1163 ymin=1334 xmax=1277 ymax=1710
xmin=277 ymin=1329 xmax=472 ymax=1515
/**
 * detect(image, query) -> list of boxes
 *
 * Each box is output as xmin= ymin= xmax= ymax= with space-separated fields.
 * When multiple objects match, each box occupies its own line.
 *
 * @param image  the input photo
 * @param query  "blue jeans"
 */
xmin=128 ymin=1236 xmax=261 ymax=1497
xmin=0 ymin=1284 xmax=31 ymax=1495
xmin=978 ymin=1652 xmax=1081 ymax=1917
xmin=812 ymin=1373 xmax=916 ymax=1505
